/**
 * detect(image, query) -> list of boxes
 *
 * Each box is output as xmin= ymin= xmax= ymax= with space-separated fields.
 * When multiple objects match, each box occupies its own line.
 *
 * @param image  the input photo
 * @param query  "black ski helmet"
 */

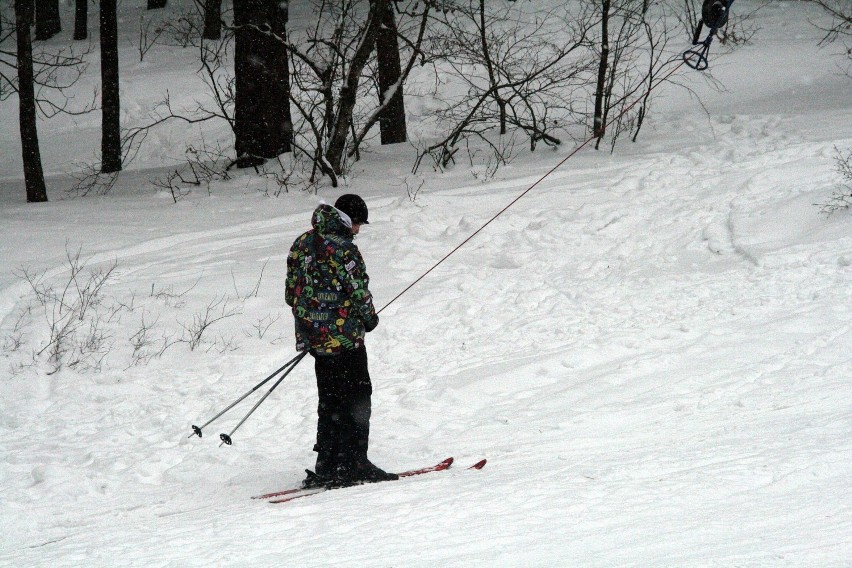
xmin=335 ymin=194 xmax=369 ymax=225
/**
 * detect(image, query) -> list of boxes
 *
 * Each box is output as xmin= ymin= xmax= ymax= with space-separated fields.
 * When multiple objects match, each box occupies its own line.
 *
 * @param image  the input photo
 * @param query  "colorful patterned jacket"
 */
xmin=285 ymin=204 xmax=379 ymax=355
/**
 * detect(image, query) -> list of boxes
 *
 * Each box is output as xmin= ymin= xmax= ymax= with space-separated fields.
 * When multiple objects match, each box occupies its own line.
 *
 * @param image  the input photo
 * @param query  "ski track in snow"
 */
xmin=2 ymin=4 xmax=852 ymax=567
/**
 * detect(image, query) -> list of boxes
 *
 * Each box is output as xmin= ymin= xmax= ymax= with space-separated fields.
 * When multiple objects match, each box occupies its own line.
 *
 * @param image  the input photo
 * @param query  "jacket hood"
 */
xmin=311 ymin=204 xmax=352 ymax=238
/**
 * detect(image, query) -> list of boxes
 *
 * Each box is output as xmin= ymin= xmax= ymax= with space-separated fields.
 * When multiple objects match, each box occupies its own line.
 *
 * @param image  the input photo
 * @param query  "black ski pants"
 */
xmin=312 ymin=346 xmax=372 ymax=472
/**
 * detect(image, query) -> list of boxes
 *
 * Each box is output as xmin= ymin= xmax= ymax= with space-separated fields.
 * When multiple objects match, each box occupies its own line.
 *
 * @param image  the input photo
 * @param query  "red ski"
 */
xmin=252 ymin=457 xmax=486 ymax=504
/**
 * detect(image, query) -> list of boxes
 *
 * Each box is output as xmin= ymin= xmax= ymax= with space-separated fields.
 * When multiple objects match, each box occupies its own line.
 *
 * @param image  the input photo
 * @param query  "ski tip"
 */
xmin=469 ymin=459 xmax=487 ymax=470
xmin=443 ymin=457 xmax=454 ymax=466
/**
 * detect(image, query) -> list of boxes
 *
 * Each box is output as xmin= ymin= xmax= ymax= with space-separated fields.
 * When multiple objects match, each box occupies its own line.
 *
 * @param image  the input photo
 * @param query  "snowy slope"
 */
xmin=1 ymin=2 xmax=851 ymax=567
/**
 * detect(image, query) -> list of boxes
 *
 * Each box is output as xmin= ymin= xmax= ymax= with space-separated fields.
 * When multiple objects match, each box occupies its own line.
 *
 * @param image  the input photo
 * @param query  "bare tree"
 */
xmin=590 ymin=0 xmax=679 ymax=151
xmin=809 ymin=0 xmax=851 ymax=76
xmin=202 ymin=0 xmax=223 ymax=40
xmin=810 ymin=0 xmax=852 ymax=43
xmin=818 ymin=146 xmax=852 ymax=214
xmin=74 ymin=0 xmax=88 ymax=41
xmin=278 ymin=0 xmax=429 ymax=183
xmin=2 ymin=0 xmax=92 ymax=202
xmin=809 ymin=1 xmax=852 ymax=221
xmin=101 ymin=0 xmax=122 ymax=173
xmin=233 ymin=0 xmax=292 ymax=168
xmin=13 ymin=0 xmax=48 ymax=202
xmin=119 ymin=1 xmax=241 ymax=180
xmin=414 ymin=1 xmax=594 ymax=173
xmin=593 ymin=0 xmax=611 ymax=140
xmin=349 ymin=1 xmax=430 ymax=160
xmin=374 ymin=0 xmax=407 ymax=145
xmin=323 ymin=0 xmax=385 ymax=174
xmin=632 ymin=3 xmax=671 ymax=142
xmin=35 ymin=0 xmax=61 ymax=41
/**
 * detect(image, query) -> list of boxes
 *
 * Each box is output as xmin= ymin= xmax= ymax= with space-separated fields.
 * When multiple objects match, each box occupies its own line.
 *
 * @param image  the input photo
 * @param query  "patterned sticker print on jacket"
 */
xmin=285 ymin=205 xmax=378 ymax=356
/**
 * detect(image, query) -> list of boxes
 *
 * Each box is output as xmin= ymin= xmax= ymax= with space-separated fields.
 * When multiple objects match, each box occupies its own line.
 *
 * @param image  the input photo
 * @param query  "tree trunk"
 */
xmin=233 ymin=0 xmax=292 ymax=167
xmin=478 ymin=0 xmax=507 ymax=135
xmin=147 ymin=0 xmax=168 ymax=9
xmin=272 ymin=3 xmax=293 ymax=154
xmin=15 ymin=0 xmax=48 ymax=202
xmin=374 ymin=0 xmax=407 ymax=145
xmin=325 ymin=2 xmax=383 ymax=174
xmin=34 ymin=0 xmax=61 ymax=41
xmin=100 ymin=0 xmax=122 ymax=173
xmin=203 ymin=0 xmax=222 ymax=40
xmin=73 ymin=0 xmax=88 ymax=40
xmin=593 ymin=0 xmax=611 ymax=146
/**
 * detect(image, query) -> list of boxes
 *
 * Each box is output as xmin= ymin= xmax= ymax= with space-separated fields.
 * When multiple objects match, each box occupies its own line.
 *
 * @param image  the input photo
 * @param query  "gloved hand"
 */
xmin=364 ymin=316 xmax=379 ymax=333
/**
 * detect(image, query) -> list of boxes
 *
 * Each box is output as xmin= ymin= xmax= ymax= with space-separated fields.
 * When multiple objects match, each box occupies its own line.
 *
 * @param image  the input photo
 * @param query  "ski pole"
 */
xmin=218 ymin=350 xmax=309 ymax=447
xmin=189 ymin=351 xmax=307 ymax=439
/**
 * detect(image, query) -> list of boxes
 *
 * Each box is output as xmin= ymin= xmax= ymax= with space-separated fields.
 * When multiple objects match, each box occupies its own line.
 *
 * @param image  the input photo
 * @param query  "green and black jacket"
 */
xmin=285 ymin=204 xmax=378 ymax=355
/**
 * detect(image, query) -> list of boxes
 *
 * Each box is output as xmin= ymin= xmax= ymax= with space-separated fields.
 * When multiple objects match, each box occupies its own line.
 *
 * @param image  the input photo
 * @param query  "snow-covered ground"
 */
xmin=1 ymin=2 xmax=851 ymax=566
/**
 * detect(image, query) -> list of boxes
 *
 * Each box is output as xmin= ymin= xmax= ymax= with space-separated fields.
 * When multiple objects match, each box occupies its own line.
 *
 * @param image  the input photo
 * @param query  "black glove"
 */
xmin=364 ymin=316 xmax=379 ymax=333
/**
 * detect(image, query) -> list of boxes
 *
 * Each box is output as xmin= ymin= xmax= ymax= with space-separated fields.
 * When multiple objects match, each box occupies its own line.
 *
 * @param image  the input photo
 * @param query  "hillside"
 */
xmin=1 ymin=1 xmax=850 ymax=566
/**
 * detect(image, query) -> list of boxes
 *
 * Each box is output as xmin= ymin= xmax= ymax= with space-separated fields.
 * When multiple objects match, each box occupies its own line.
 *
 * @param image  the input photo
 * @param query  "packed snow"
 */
xmin=1 ymin=2 xmax=850 ymax=567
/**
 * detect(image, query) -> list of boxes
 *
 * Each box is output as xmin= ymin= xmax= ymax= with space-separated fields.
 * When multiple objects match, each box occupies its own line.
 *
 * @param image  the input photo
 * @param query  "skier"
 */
xmin=285 ymin=194 xmax=398 ymax=488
